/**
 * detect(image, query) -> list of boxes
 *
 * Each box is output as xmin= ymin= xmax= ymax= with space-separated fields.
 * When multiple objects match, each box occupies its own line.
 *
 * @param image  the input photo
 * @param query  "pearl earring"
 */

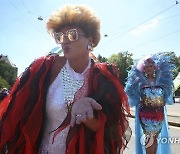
xmin=153 ymin=70 xmax=156 ymax=78
xmin=87 ymin=44 xmax=93 ymax=51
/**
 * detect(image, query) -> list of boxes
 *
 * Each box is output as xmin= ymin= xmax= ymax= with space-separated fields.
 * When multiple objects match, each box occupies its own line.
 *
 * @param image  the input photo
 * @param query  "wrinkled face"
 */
xmin=54 ymin=26 xmax=92 ymax=59
xmin=144 ymin=61 xmax=156 ymax=76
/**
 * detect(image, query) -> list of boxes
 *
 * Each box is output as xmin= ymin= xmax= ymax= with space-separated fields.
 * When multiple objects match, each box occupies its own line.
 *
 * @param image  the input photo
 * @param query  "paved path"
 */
xmin=166 ymin=103 xmax=180 ymax=127
xmin=124 ymin=118 xmax=180 ymax=154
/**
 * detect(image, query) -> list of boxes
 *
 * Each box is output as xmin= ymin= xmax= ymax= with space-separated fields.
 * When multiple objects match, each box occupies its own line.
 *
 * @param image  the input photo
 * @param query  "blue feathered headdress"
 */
xmin=125 ymin=53 xmax=175 ymax=106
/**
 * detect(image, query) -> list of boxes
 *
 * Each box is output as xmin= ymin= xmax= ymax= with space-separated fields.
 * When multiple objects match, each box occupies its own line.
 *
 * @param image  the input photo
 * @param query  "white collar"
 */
xmin=64 ymin=58 xmax=91 ymax=80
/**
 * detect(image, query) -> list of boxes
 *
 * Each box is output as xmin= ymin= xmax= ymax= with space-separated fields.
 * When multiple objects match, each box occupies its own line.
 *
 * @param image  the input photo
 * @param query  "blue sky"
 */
xmin=0 ymin=0 xmax=180 ymax=75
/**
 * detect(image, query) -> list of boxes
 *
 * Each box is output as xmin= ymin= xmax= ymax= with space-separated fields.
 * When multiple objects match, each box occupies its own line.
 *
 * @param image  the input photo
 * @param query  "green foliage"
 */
xmin=0 ymin=60 xmax=17 ymax=87
xmin=108 ymin=51 xmax=133 ymax=86
xmin=97 ymin=54 xmax=108 ymax=62
xmin=96 ymin=51 xmax=180 ymax=86
xmin=0 ymin=76 xmax=10 ymax=89
xmin=171 ymin=54 xmax=180 ymax=78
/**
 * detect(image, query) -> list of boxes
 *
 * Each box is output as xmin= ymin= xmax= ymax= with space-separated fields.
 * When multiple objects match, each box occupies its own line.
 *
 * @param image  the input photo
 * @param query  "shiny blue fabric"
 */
xmin=139 ymin=86 xmax=165 ymax=134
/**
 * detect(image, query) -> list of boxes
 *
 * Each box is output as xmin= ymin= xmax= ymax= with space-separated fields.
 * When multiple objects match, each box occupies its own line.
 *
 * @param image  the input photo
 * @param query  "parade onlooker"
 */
xmin=0 ymin=88 xmax=9 ymax=102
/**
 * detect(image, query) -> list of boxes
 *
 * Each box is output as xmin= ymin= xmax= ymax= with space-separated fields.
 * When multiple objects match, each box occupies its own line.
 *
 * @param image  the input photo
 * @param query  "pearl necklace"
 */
xmin=61 ymin=66 xmax=84 ymax=112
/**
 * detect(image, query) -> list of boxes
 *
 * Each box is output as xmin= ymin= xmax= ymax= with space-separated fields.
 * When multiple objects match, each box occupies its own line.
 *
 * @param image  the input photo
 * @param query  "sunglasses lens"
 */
xmin=67 ymin=30 xmax=78 ymax=42
xmin=55 ymin=33 xmax=63 ymax=44
xmin=54 ymin=29 xmax=79 ymax=43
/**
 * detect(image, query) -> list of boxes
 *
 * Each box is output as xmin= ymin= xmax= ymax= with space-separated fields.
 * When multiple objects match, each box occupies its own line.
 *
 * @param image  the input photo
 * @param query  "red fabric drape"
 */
xmin=0 ymin=56 xmax=55 ymax=153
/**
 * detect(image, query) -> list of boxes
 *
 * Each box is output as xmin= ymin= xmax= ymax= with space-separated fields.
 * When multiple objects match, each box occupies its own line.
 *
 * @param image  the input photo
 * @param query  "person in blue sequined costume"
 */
xmin=125 ymin=54 xmax=175 ymax=154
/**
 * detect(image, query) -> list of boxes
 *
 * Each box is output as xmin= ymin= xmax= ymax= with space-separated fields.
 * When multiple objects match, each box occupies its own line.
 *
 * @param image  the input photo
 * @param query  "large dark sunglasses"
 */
xmin=54 ymin=29 xmax=86 ymax=44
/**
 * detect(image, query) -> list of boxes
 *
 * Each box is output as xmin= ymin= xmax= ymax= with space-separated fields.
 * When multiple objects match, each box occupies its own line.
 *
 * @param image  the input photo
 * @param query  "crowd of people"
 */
xmin=0 ymin=88 xmax=9 ymax=102
xmin=0 ymin=4 xmax=175 ymax=154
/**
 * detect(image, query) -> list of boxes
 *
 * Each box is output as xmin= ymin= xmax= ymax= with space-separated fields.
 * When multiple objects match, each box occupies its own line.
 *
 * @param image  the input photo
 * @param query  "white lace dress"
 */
xmin=39 ymin=60 xmax=90 ymax=154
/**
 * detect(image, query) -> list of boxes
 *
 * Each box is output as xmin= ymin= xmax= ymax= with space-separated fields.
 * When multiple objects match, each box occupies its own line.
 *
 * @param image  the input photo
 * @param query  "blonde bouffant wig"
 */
xmin=46 ymin=5 xmax=101 ymax=47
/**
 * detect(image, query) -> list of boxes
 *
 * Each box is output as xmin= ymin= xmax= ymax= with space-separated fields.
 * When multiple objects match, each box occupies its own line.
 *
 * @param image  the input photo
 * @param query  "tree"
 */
xmin=0 ymin=60 xmax=17 ymax=87
xmin=97 ymin=54 xmax=108 ymax=62
xmin=0 ymin=76 xmax=10 ymax=89
xmin=171 ymin=54 xmax=180 ymax=78
xmin=108 ymin=51 xmax=133 ymax=86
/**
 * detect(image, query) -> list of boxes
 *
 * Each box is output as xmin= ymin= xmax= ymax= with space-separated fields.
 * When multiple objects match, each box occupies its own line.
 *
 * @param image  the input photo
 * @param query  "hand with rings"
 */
xmin=70 ymin=97 xmax=102 ymax=127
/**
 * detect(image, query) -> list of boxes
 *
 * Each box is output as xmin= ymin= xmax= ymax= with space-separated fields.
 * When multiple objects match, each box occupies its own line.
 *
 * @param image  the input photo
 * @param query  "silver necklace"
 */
xmin=61 ymin=66 xmax=84 ymax=112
